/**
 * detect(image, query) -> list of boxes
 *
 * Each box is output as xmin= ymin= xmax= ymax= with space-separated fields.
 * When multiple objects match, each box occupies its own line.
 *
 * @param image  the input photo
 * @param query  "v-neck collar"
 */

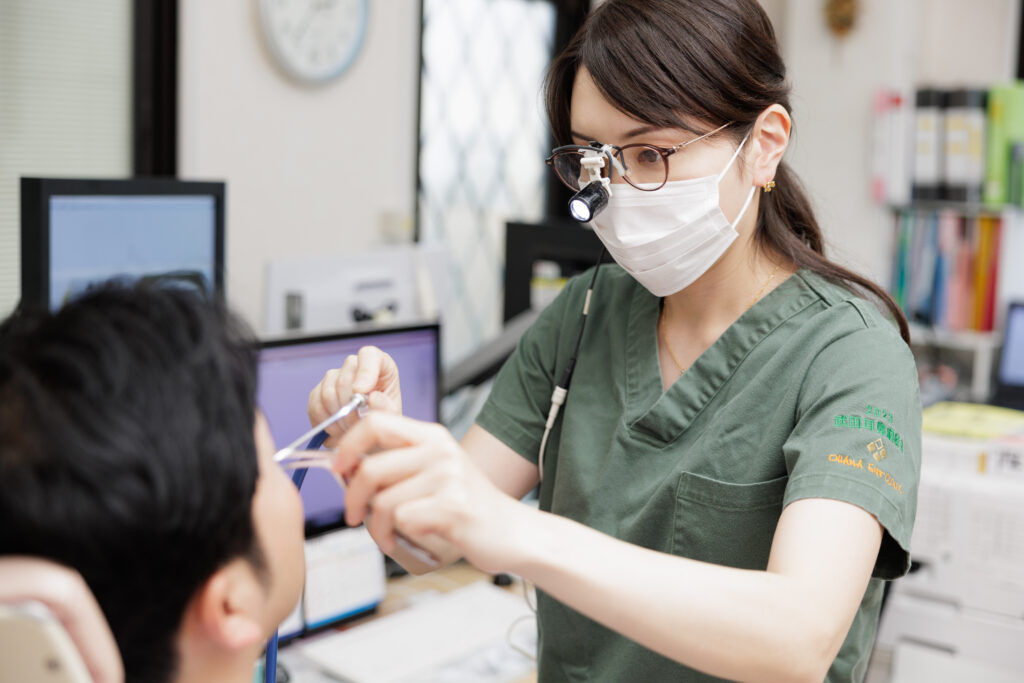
xmin=623 ymin=269 xmax=822 ymax=443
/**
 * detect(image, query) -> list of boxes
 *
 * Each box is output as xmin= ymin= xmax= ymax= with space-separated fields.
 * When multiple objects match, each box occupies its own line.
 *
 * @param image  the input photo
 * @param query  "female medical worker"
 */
xmin=310 ymin=1 xmax=921 ymax=680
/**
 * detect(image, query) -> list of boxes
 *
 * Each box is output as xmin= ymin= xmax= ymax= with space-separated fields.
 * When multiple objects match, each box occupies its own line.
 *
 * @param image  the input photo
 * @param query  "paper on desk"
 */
xmin=298 ymin=580 xmax=535 ymax=683
xmin=922 ymin=401 xmax=1024 ymax=440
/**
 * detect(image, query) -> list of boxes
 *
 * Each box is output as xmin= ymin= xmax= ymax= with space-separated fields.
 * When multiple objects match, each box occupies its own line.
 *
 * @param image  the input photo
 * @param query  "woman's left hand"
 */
xmin=331 ymin=412 xmax=529 ymax=574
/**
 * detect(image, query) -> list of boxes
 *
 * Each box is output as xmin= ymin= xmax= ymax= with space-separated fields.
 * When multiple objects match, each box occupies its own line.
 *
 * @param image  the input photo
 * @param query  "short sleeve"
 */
xmin=782 ymin=320 xmax=922 ymax=579
xmin=474 ymin=276 xmax=586 ymax=464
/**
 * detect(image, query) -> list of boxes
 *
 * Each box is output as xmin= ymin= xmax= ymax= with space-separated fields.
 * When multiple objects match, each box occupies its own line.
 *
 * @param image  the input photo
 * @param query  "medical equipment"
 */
xmin=531 ymin=150 xmax=616 ymax=471
xmin=569 ymin=151 xmax=612 ymax=222
xmin=273 ymin=393 xmax=368 ymax=471
xmin=545 ymin=142 xmax=622 ymax=223
xmin=260 ymin=325 xmax=440 ymax=529
xmin=273 ymin=393 xmax=440 ymax=567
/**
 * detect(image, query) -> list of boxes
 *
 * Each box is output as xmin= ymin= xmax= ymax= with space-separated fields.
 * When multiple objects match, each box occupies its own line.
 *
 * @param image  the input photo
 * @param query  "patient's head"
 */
xmin=0 ymin=284 xmax=305 ymax=683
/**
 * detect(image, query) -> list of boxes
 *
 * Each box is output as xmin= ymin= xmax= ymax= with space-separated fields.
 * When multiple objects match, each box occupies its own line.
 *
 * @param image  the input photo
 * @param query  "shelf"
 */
xmin=908 ymin=322 xmax=1001 ymax=351
xmin=887 ymin=202 xmax=1017 ymax=217
xmin=908 ymin=322 xmax=1001 ymax=403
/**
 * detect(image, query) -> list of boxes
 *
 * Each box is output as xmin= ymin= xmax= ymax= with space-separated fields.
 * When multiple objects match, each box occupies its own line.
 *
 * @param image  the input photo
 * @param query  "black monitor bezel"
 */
xmin=503 ymin=218 xmax=604 ymax=323
xmin=20 ymin=177 xmax=226 ymax=309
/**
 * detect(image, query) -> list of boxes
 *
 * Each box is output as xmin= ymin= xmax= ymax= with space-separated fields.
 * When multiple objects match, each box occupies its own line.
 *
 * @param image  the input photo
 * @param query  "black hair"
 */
xmin=546 ymin=0 xmax=910 ymax=342
xmin=0 ymin=283 xmax=263 ymax=683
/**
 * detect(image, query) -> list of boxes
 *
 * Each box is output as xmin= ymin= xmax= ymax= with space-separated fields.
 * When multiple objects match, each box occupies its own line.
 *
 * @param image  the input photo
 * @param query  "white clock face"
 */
xmin=260 ymin=0 xmax=369 ymax=84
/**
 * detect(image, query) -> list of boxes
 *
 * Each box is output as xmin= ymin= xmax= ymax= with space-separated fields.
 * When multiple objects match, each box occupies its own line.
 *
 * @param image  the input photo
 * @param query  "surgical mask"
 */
xmin=590 ymin=136 xmax=755 ymax=297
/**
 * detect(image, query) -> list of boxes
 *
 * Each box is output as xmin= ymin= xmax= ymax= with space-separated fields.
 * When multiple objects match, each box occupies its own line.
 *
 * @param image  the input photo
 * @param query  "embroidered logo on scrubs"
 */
xmin=826 ymin=454 xmax=904 ymax=494
xmin=867 ymin=438 xmax=887 ymax=462
xmin=832 ymin=406 xmax=905 ymax=455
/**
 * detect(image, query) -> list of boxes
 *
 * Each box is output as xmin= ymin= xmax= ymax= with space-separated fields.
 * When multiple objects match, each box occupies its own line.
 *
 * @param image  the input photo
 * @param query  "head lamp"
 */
xmin=567 ymin=146 xmax=616 ymax=222
xmin=569 ymin=181 xmax=609 ymax=222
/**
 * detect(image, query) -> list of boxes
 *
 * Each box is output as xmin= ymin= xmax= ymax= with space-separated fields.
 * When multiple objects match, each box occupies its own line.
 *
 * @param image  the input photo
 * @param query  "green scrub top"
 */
xmin=475 ymin=265 xmax=922 ymax=683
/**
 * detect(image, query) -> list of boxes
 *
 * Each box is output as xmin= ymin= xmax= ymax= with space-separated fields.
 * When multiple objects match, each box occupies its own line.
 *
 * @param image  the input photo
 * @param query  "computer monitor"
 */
xmin=257 ymin=324 xmax=440 ymax=532
xmin=20 ymin=177 xmax=225 ymax=310
xmin=993 ymin=302 xmax=1024 ymax=409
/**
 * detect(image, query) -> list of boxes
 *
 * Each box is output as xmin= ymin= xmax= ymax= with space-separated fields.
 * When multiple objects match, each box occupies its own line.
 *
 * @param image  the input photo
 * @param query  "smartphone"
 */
xmin=0 ymin=601 xmax=93 ymax=683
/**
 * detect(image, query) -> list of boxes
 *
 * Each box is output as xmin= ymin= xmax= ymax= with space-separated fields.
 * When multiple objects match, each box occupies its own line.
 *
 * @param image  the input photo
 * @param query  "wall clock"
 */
xmin=260 ymin=0 xmax=369 ymax=84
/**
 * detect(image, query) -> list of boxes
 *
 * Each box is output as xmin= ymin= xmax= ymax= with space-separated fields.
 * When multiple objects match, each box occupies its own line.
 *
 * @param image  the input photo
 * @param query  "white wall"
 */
xmin=778 ymin=0 xmax=1020 ymax=287
xmin=178 ymin=0 xmax=420 ymax=330
xmin=176 ymin=0 xmax=1020 ymax=327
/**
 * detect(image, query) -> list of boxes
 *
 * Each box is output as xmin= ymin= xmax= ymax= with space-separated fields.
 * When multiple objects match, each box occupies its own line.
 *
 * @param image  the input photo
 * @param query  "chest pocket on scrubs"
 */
xmin=672 ymin=472 xmax=788 ymax=569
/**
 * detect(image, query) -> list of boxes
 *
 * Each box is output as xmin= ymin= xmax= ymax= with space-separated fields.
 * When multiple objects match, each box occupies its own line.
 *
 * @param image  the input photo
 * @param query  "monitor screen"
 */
xmin=999 ymin=304 xmax=1024 ymax=386
xmin=20 ymin=178 xmax=225 ymax=311
xmin=48 ymin=195 xmax=217 ymax=309
xmin=257 ymin=326 xmax=439 ymax=530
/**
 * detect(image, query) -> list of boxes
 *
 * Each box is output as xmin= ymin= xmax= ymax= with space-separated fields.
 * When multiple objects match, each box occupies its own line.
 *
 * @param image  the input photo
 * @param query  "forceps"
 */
xmin=273 ymin=393 xmax=440 ymax=568
xmin=273 ymin=393 xmax=369 ymax=467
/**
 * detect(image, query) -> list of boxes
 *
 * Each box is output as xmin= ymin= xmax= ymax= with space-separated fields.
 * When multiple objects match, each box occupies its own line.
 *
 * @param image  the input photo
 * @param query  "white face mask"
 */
xmin=590 ymin=136 xmax=756 ymax=297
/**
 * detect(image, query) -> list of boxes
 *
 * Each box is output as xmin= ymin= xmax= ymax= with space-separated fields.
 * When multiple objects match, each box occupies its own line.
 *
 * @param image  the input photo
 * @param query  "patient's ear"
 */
xmin=185 ymin=557 xmax=266 ymax=651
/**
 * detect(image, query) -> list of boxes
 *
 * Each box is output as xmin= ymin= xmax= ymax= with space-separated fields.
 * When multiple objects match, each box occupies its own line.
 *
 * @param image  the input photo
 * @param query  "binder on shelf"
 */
xmin=872 ymin=88 xmax=913 ymax=206
xmin=913 ymin=88 xmax=945 ymax=201
xmin=983 ymin=82 xmax=1024 ymax=207
xmin=983 ymin=218 xmax=1001 ymax=331
xmin=891 ymin=208 xmax=1004 ymax=334
xmin=972 ymin=216 xmax=991 ymax=330
xmin=908 ymin=212 xmax=938 ymax=324
xmin=943 ymin=89 xmax=987 ymax=203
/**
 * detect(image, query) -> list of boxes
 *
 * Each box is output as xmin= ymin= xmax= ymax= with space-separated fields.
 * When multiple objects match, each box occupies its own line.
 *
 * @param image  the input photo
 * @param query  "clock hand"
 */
xmin=293 ymin=1 xmax=318 ymax=43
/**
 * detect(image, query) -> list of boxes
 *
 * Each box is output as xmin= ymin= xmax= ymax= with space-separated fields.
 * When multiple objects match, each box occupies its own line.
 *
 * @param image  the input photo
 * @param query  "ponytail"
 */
xmin=758 ymin=162 xmax=910 ymax=343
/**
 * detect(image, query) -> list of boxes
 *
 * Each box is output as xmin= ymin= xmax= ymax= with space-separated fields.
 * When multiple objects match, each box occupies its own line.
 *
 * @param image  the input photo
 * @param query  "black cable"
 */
xmin=538 ymin=248 xmax=606 ymax=478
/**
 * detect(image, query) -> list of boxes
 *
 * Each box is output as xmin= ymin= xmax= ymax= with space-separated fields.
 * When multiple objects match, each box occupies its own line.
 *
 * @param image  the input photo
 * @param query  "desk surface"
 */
xmin=279 ymin=562 xmax=538 ymax=683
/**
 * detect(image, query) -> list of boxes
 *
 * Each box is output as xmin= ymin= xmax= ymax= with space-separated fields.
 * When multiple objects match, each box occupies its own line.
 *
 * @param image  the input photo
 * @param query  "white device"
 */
xmin=263 ymin=245 xmax=450 ymax=338
xmin=0 ymin=602 xmax=93 ymax=683
xmin=302 ymin=527 xmax=386 ymax=630
xmin=579 ymin=148 xmax=614 ymax=194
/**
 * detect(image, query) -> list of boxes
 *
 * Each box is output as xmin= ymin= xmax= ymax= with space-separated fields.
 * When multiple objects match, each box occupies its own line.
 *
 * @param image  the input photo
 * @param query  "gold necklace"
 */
xmin=746 ymin=262 xmax=782 ymax=311
xmin=660 ymin=308 xmax=687 ymax=374
xmin=660 ymin=263 xmax=783 ymax=376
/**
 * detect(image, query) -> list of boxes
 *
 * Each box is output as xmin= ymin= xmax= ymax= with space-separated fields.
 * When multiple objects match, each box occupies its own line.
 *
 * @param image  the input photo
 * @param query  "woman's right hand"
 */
xmin=307 ymin=346 xmax=403 ymax=447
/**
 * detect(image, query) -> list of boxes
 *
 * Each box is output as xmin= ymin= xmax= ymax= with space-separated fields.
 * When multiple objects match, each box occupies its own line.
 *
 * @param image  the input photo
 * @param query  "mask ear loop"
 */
xmin=716 ymin=133 xmax=757 ymax=228
xmin=730 ymin=185 xmax=758 ymax=229
xmin=716 ymin=133 xmax=750 ymax=182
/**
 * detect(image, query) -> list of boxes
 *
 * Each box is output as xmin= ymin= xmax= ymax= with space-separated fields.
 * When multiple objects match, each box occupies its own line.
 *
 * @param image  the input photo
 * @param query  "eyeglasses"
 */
xmin=546 ymin=121 xmax=732 ymax=192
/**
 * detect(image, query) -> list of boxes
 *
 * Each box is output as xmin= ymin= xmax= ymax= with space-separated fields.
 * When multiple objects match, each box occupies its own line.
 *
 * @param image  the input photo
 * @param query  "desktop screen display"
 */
xmin=48 ymin=195 xmax=217 ymax=309
xmin=999 ymin=304 xmax=1024 ymax=386
xmin=257 ymin=327 xmax=439 ymax=529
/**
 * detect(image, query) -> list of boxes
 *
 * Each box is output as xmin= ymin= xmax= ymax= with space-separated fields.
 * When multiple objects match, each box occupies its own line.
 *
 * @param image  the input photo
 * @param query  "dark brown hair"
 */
xmin=545 ymin=0 xmax=910 ymax=342
xmin=0 ymin=283 xmax=264 ymax=683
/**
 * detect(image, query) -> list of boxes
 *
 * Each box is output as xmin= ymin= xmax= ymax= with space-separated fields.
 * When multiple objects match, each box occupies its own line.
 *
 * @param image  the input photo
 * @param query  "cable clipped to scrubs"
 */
xmin=538 ymin=250 xmax=604 ymax=481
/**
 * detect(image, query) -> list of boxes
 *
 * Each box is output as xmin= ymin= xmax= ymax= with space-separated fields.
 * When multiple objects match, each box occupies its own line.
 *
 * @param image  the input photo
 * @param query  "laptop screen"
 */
xmin=257 ymin=326 xmax=439 ymax=530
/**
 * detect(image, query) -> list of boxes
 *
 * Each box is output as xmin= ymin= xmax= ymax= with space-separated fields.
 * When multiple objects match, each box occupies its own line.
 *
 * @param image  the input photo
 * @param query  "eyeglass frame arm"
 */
xmin=544 ymin=121 xmax=734 ymax=190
